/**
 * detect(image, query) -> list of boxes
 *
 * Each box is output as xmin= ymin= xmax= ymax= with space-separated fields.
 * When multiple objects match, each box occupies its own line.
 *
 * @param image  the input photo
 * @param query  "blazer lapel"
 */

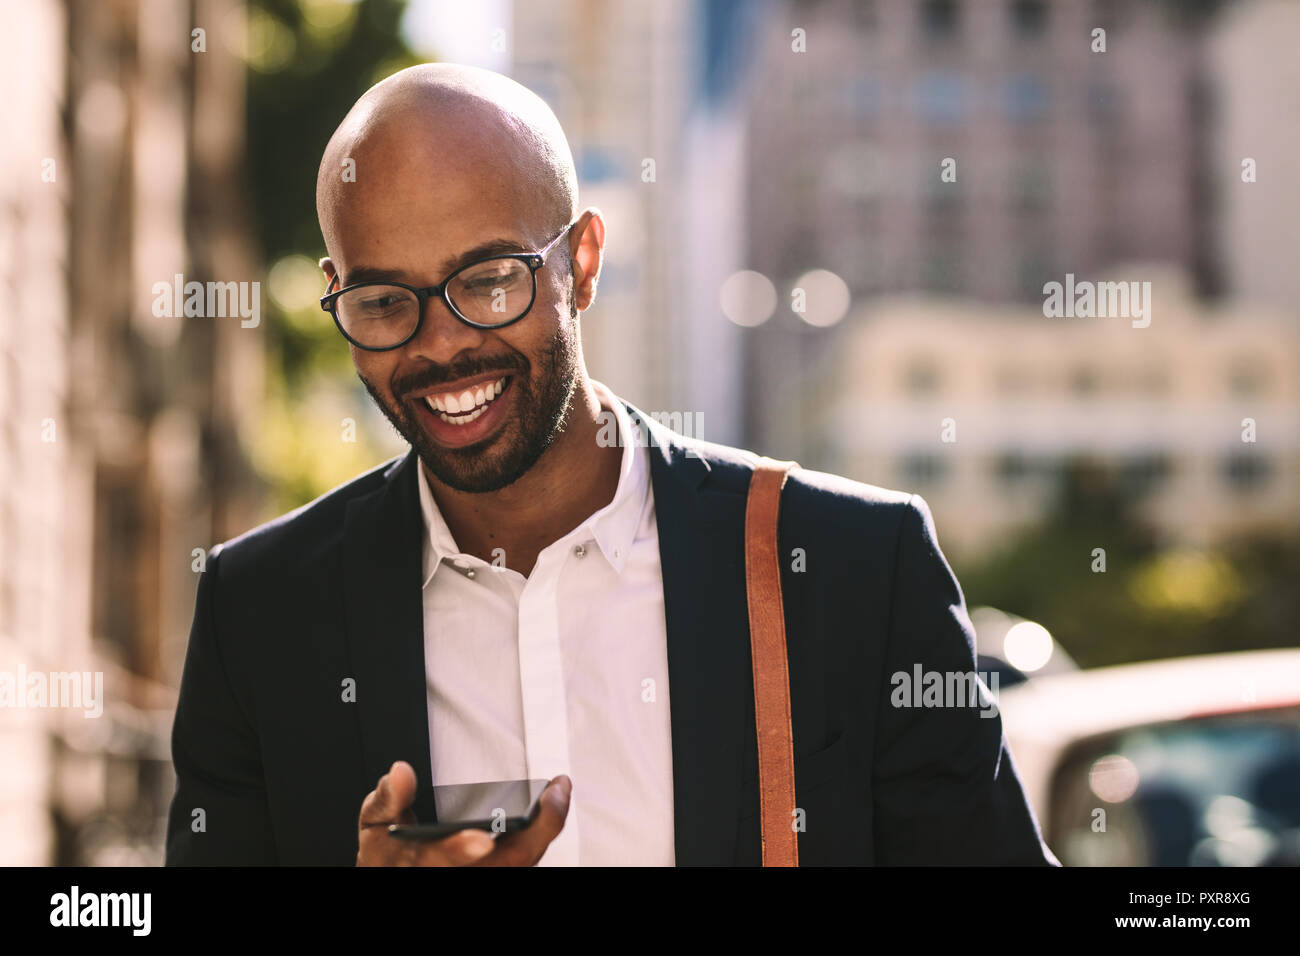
xmin=340 ymin=450 xmax=439 ymax=822
xmin=632 ymin=404 xmax=752 ymax=866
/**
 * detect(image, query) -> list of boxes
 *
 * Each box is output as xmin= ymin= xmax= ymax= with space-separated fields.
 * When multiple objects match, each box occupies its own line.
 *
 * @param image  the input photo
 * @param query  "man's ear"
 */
xmin=320 ymin=256 xmax=338 ymax=289
xmin=570 ymin=209 xmax=605 ymax=313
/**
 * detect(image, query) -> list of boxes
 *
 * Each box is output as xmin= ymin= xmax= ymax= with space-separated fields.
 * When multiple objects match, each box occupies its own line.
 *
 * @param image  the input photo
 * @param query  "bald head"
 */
xmin=316 ymin=63 xmax=578 ymax=265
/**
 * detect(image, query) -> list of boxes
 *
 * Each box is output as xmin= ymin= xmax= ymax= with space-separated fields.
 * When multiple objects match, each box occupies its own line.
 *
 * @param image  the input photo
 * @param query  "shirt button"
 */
xmin=466 ymin=569 xmax=476 ymax=579
xmin=573 ymin=544 xmax=586 ymax=558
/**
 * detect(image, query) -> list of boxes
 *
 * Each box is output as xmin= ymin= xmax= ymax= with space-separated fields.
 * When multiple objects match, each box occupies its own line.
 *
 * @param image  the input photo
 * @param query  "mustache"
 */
xmin=394 ymin=354 xmax=527 ymax=399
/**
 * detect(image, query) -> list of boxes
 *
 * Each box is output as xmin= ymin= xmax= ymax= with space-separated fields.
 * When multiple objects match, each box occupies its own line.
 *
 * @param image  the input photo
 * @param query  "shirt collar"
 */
xmin=584 ymin=380 xmax=649 ymax=575
xmin=416 ymin=452 xmax=463 ymax=588
xmin=415 ymin=380 xmax=649 ymax=584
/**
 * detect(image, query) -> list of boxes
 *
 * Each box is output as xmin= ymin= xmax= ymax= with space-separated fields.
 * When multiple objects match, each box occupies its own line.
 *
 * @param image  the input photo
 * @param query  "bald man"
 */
xmin=166 ymin=64 xmax=1056 ymax=867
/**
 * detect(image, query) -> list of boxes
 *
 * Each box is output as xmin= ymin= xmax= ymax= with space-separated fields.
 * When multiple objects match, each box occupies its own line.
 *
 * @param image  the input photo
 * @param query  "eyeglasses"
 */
xmin=320 ymin=220 xmax=577 ymax=351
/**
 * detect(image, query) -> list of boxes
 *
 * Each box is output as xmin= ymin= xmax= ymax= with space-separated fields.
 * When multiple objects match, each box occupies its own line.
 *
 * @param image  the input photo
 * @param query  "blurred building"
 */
xmin=746 ymin=0 xmax=1222 ymax=305
xmin=1208 ymin=0 xmax=1300 ymax=313
xmin=754 ymin=0 xmax=1216 ymax=303
xmin=0 ymin=0 xmax=78 ymax=869
xmin=819 ymin=267 xmax=1300 ymax=559
xmin=740 ymin=0 xmax=1241 ymax=455
xmin=511 ymin=0 xmax=765 ymax=444
xmin=723 ymin=0 xmax=1300 ymax=562
xmin=0 ymin=0 xmax=261 ymax=865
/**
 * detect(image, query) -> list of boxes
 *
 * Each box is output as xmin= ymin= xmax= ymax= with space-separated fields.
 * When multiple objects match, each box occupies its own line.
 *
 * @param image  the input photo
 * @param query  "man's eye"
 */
xmin=358 ymin=293 xmax=405 ymax=310
xmin=466 ymin=275 xmax=510 ymax=290
xmin=463 ymin=270 xmax=524 ymax=294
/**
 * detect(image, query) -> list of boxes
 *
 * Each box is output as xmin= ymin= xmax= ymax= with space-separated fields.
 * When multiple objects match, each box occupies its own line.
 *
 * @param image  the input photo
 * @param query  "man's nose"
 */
xmin=404 ymin=291 xmax=487 ymax=364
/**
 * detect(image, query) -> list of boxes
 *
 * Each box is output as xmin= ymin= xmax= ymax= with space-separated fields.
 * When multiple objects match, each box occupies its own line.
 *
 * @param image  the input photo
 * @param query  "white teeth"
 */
xmin=438 ymin=405 xmax=486 ymax=425
xmin=426 ymin=376 xmax=509 ymax=425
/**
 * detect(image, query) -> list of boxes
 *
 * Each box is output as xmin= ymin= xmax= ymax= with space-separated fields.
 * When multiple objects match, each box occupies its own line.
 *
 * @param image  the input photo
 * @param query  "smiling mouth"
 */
xmin=418 ymin=376 xmax=510 ymax=426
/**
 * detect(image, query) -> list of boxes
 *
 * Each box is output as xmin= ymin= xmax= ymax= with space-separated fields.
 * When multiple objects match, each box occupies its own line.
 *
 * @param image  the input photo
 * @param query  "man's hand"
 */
xmin=356 ymin=761 xmax=572 ymax=866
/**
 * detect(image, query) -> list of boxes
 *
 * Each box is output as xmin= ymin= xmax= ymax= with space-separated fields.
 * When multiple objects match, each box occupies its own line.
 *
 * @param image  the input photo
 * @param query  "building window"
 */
xmin=921 ymin=246 xmax=963 ymax=294
xmin=1086 ymin=78 xmax=1123 ymax=127
xmin=995 ymin=453 xmax=1065 ymax=489
xmin=780 ymin=225 xmax=819 ymax=278
xmin=1228 ymin=363 xmax=1266 ymax=398
xmin=996 ymin=451 xmax=1033 ymax=486
xmin=576 ymin=146 xmax=620 ymax=184
xmin=1121 ymin=454 xmax=1172 ymax=497
xmin=1009 ymin=159 xmax=1052 ymax=212
xmin=915 ymin=72 xmax=967 ymax=125
xmin=905 ymin=360 xmax=942 ymax=396
xmin=1017 ymin=249 xmax=1054 ymax=299
xmin=1093 ymin=0 xmax=1127 ymax=32
xmin=1010 ymin=0 xmax=1049 ymax=38
xmin=1070 ymin=366 xmax=1101 ymax=397
xmin=1222 ymin=454 xmax=1272 ymax=493
xmin=900 ymin=453 xmax=950 ymax=486
xmin=1004 ymin=73 xmax=1050 ymax=124
xmin=844 ymin=72 xmax=882 ymax=120
xmin=920 ymin=0 xmax=960 ymax=42
xmin=852 ymin=0 xmax=879 ymax=30
xmin=925 ymin=161 xmax=963 ymax=216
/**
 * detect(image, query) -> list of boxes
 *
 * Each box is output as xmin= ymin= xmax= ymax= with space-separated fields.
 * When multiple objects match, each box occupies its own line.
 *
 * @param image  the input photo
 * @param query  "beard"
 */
xmin=358 ymin=299 xmax=581 ymax=494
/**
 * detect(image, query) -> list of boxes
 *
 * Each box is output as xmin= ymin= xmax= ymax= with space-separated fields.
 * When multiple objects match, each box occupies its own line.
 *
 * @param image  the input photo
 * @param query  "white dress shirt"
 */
xmin=417 ymin=382 xmax=675 ymax=865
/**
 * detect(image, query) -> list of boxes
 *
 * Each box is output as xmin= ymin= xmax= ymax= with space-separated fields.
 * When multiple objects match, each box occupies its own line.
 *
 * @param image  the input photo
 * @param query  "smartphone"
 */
xmin=387 ymin=778 xmax=551 ymax=841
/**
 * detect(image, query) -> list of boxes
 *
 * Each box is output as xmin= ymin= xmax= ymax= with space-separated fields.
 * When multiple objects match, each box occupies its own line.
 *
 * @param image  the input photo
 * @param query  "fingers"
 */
xmin=362 ymin=827 xmax=495 ymax=867
xmin=411 ymin=828 xmax=496 ymax=867
xmin=359 ymin=760 xmax=420 ymax=828
xmin=357 ymin=761 xmax=418 ymax=866
xmin=473 ymin=775 xmax=572 ymax=867
xmin=357 ymin=766 xmax=571 ymax=866
xmin=357 ymin=762 xmax=500 ymax=866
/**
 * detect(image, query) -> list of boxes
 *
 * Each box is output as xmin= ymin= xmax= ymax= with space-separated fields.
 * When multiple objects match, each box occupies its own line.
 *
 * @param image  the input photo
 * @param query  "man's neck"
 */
xmin=421 ymin=379 xmax=623 ymax=576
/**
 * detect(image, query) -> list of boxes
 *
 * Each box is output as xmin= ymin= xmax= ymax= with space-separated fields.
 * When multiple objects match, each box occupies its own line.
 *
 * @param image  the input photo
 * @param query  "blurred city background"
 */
xmin=2 ymin=0 xmax=1298 ymax=866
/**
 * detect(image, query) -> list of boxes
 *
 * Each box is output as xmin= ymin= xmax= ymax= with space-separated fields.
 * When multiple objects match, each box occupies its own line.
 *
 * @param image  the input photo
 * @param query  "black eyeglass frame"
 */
xmin=319 ymin=219 xmax=578 ymax=351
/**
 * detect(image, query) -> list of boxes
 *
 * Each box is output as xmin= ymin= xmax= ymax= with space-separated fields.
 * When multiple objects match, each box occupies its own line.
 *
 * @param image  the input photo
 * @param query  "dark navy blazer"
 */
xmin=166 ymin=403 xmax=1056 ymax=865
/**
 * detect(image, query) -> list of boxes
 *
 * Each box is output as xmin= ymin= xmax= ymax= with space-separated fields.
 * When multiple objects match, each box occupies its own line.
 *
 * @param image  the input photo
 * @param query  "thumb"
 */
xmin=361 ymin=760 xmax=418 ymax=825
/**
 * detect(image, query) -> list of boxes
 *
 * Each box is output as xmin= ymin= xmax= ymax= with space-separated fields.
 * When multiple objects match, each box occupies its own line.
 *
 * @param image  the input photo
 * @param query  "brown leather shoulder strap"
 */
xmin=744 ymin=456 xmax=800 ymax=867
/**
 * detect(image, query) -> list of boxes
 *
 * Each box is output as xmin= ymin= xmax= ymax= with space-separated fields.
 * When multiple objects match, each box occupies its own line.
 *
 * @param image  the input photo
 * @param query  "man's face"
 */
xmin=357 ymin=292 xmax=580 ymax=495
xmin=323 ymin=138 xmax=582 ymax=493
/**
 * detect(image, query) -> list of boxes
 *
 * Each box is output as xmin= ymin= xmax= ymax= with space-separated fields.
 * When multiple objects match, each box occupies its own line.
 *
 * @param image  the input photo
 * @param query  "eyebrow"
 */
xmin=342 ymin=237 xmax=532 ymax=288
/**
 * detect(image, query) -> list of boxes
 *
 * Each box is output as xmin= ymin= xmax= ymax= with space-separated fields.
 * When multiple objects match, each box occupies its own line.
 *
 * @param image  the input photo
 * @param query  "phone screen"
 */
xmin=387 ymin=778 xmax=551 ymax=841
xmin=432 ymin=778 xmax=550 ymax=823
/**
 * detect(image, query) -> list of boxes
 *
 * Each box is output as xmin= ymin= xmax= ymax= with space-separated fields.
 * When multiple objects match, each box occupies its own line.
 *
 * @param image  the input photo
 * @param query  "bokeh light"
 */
xmin=792 ymin=268 xmax=851 ymax=327
xmin=1088 ymin=754 xmax=1140 ymax=804
xmin=720 ymin=270 xmax=776 ymax=327
xmin=1003 ymin=620 xmax=1054 ymax=672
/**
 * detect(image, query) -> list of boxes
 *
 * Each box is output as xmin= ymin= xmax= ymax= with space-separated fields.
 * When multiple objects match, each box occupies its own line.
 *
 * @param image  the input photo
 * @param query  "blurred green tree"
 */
xmin=243 ymin=0 xmax=425 ymax=514
xmin=955 ymin=459 xmax=1300 ymax=668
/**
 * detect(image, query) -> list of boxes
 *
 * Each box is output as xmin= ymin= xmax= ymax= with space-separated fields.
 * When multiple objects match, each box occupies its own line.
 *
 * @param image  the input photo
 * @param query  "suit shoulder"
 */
xmin=785 ymin=465 xmax=914 ymax=510
xmin=782 ymin=466 xmax=923 ymax=545
xmin=681 ymin=434 xmax=915 ymax=512
xmin=669 ymin=431 xmax=921 ymax=541
xmin=209 ymin=455 xmax=403 ymax=575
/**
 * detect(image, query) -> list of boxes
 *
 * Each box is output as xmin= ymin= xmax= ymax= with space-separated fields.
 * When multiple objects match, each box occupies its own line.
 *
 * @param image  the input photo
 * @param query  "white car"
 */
xmin=997 ymin=648 xmax=1300 ymax=866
